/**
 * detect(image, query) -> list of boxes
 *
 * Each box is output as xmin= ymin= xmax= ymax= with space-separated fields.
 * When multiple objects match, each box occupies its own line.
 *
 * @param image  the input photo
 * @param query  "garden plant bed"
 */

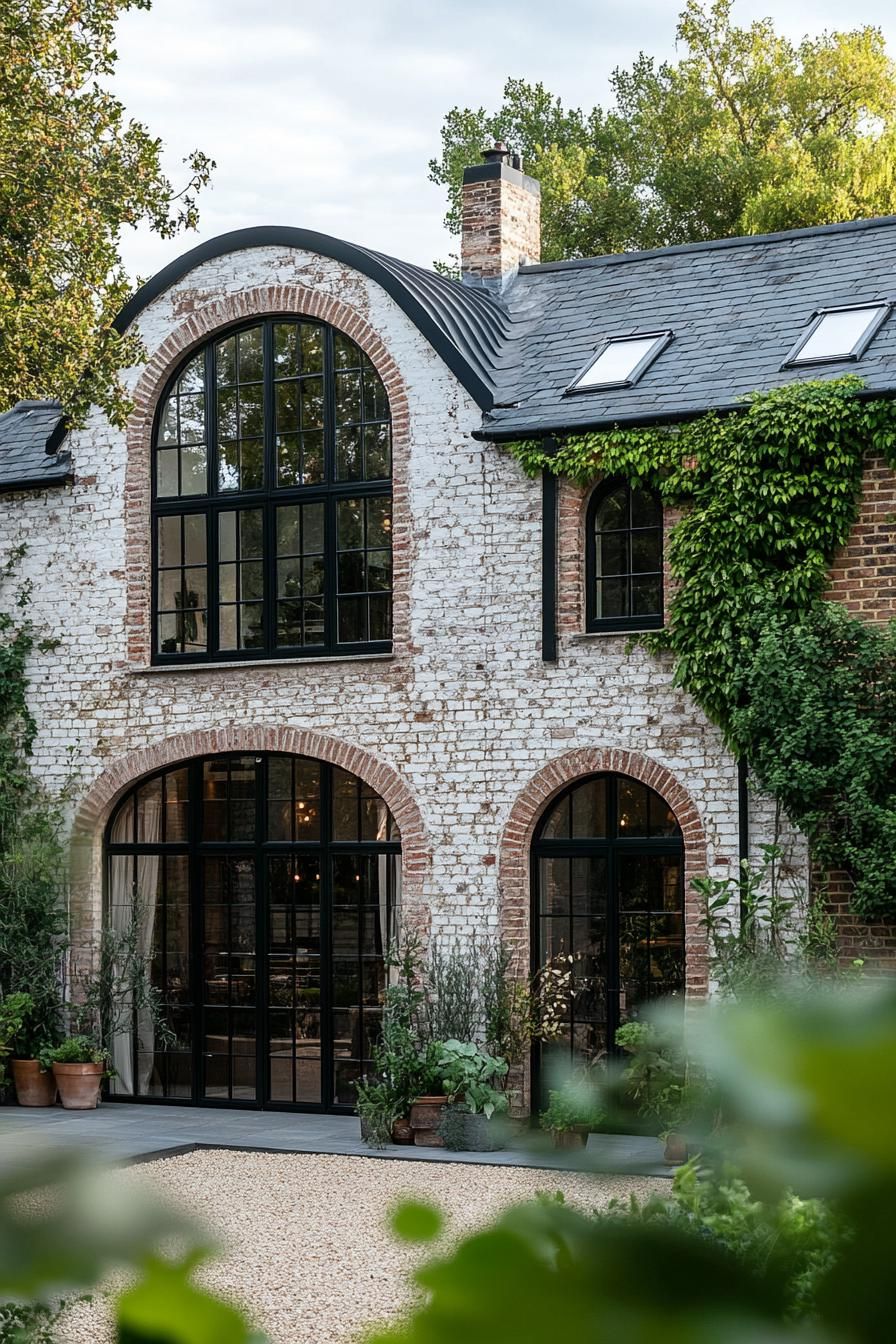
xmin=54 ymin=1148 xmax=662 ymax=1344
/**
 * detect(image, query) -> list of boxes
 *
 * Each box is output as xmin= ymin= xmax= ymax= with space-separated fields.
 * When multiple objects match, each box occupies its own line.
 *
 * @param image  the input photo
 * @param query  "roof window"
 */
xmin=567 ymin=331 xmax=673 ymax=393
xmin=784 ymin=303 xmax=890 ymax=367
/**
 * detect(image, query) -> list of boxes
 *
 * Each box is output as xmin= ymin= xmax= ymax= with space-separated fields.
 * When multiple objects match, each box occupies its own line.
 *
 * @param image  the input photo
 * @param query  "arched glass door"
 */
xmin=531 ymin=773 xmax=684 ymax=1091
xmin=105 ymin=753 xmax=401 ymax=1112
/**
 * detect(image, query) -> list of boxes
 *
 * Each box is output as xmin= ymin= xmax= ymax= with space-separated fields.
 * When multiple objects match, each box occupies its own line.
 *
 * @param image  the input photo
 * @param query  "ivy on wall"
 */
xmin=511 ymin=377 xmax=896 ymax=919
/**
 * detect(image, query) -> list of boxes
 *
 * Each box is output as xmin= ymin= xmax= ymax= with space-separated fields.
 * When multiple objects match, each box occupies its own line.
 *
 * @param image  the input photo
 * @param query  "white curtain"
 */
xmin=109 ymin=796 xmax=160 ymax=1095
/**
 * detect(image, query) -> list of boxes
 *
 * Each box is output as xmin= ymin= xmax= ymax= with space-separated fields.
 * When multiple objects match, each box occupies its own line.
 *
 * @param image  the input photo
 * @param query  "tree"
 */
xmin=0 ymin=0 xmax=213 ymax=426
xmin=429 ymin=0 xmax=896 ymax=263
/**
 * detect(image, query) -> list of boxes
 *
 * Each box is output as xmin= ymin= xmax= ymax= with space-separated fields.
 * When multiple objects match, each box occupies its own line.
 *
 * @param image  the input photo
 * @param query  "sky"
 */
xmin=114 ymin=0 xmax=896 ymax=282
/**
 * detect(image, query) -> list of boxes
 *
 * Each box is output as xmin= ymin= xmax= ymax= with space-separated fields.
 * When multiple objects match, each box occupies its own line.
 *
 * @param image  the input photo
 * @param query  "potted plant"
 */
xmin=42 ymin=1037 xmax=109 ymax=1110
xmin=407 ymin=1040 xmax=450 ymax=1146
xmin=539 ymin=1078 xmax=604 ymax=1149
xmin=2 ymin=991 xmax=58 ymax=1107
xmin=436 ymin=1039 xmax=510 ymax=1152
xmin=355 ymin=1076 xmax=401 ymax=1148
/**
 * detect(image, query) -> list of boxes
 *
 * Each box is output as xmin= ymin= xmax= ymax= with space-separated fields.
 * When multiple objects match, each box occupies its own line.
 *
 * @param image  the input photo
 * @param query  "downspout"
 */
xmin=737 ymin=755 xmax=750 ymax=921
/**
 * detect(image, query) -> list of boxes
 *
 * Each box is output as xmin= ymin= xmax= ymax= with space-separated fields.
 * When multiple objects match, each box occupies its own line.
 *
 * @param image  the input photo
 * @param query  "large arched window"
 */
xmin=586 ymin=479 xmax=663 ymax=632
xmin=152 ymin=319 xmax=392 ymax=662
xmin=531 ymin=773 xmax=683 ymax=1095
xmin=106 ymin=754 xmax=401 ymax=1111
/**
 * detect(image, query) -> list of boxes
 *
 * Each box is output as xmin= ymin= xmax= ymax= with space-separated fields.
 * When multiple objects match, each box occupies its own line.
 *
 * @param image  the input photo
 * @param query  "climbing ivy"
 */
xmin=510 ymin=377 xmax=896 ymax=918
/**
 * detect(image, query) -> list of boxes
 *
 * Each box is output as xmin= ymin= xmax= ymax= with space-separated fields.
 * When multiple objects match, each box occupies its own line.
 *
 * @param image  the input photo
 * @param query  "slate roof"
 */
xmin=481 ymin=215 xmax=896 ymax=439
xmin=0 ymin=400 xmax=71 ymax=492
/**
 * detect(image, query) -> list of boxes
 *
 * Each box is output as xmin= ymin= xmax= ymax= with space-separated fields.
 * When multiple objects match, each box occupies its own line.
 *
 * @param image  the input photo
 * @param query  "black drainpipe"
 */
xmin=737 ymin=756 xmax=750 ymax=919
xmin=541 ymin=438 xmax=560 ymax=664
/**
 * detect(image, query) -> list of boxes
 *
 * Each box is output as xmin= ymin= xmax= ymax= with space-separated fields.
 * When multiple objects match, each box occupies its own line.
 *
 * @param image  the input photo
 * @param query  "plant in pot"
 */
xmin=539 ymin=1078 xmax=604 ymax=1149
xmin=615 ymin=1019 xmax=711 ymax=1164
xmin=41 ymin=1036 xmax=110 ymax=1109
xmin=437 ymin=1039 xmax=510 ymax=1152
xmin=355 ymin=1075 xmax=401 ymax=1149
xmin=407 ymin=1039 xmax=450 ymax=1146
xmin=1 ymin=991 xmax=58 ymax=1107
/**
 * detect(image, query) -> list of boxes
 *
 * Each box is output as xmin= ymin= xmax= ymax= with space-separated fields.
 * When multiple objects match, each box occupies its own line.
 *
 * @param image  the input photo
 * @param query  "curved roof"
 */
xmin=114 ymin=226 xmax=513 ymax=410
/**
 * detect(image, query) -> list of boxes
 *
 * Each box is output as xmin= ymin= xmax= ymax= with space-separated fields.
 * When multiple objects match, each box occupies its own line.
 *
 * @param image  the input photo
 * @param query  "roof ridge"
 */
xmin=516 ymin=214 xmax=896 ymax=275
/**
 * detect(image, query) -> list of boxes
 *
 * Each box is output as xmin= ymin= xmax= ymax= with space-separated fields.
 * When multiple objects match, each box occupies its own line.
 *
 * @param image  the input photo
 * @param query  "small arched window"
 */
xmin=152 ymin=318 xmax=392 ymax=663
xmin=586 ymin=480 xmax=663 ymax=632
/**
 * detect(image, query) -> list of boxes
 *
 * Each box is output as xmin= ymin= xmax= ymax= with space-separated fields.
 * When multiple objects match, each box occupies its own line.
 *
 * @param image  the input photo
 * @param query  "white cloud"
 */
xmin=113 ymin=0 xmax=896 ymax=282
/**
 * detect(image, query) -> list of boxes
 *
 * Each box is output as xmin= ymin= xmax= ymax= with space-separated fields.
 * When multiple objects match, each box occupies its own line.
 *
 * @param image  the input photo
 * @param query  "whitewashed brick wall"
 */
xmin=0 ymin=243 xmax=798 ymax=970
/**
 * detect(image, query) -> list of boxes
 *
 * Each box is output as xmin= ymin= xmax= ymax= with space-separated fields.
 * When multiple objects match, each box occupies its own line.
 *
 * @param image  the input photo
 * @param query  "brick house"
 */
xmin=1 ymin=144 xmax=894 ymax=1114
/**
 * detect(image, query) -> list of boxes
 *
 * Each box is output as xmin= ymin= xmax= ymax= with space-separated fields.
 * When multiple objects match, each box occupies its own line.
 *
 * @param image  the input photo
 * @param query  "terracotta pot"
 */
xmin=11 ymin=1059 xmax=57 ymax=1107
xmin=53 ymin=1062 xmax=103 ymax=1110
xmin=391 ymin=1116 xmax=414 ymax=1145
xmin=663 ymin=1131 xmax=689 ymax=1166
xmin=409 ymin=1095 xmax=447 ymax=1147
xmin=552 ymin=1127 xmax=588 ymax=1150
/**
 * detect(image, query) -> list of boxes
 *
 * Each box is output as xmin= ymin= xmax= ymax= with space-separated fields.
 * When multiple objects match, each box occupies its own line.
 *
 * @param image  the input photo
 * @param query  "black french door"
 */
xmin=106 ymin=753 xmax=400 ymax=1112
xmin=531 ymin=773 xmax=685 ymax=1101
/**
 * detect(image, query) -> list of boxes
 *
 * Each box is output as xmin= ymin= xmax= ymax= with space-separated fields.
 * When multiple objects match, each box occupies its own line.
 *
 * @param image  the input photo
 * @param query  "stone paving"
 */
xmin=1 ymin=1100 xmax=670 ymax=1175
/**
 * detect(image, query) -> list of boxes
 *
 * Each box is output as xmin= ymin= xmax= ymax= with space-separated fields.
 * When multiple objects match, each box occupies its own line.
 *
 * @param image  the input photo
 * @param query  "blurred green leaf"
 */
xmin=116 ymin=1255 xmax=263 ymax=1344
xmin=391 ymin=1201 xmax=443 ymax=1244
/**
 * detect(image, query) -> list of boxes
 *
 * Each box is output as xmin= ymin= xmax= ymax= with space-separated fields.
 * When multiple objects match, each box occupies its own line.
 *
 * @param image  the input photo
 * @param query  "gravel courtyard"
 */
xmin=55 ymin=1149 xmax=663 ymax=1343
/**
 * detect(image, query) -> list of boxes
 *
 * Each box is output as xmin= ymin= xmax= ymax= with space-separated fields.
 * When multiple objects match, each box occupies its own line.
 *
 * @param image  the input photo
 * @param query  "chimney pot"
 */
xmin=460 ymin=144 xmax=541 ymax=289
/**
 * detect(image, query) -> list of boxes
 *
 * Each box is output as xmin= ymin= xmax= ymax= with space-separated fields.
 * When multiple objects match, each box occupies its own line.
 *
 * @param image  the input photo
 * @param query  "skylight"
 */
xmin=567 ymin=331 xmax=673 ymax=393
xmin=784 ymin=303 xmax=890 ymax=367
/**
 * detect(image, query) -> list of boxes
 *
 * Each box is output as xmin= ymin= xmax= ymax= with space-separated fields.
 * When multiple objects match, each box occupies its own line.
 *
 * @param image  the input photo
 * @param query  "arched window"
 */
xmin=106 ymin=753 xmax=401 ymax=1111
xmin=152 ymin=319 xmax=392 ymax=662
xmin=531 ymin=773 xmax=683 ymax=1094
xmin=586 ymin=479 xmax=663 ymax=632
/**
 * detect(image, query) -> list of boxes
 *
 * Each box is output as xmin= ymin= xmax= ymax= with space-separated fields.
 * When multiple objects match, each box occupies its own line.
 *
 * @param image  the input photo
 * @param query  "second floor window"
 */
xmin=152 ymin=318 xmax=392 ymax=663
xmin=586 ymin=479 xmax=663 ymax=632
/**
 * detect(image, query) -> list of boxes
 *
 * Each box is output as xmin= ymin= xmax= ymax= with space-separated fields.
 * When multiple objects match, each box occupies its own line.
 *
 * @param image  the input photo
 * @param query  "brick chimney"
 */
xmin=461 ymin=142 xmax=541 ymax=289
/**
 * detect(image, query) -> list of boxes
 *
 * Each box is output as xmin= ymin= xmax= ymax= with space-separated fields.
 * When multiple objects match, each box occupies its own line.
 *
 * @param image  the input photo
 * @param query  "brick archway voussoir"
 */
xmin=497 ymin=747 xmax=709 ymax=997
xmin=72 ymin=726 xmax=430 ymax=889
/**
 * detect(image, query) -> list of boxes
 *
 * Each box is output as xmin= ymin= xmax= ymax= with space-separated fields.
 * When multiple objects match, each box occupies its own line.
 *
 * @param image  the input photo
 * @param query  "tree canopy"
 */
xmin=0 ymin=0 xmax=213 ymax=425
xmin=430 ymin=0 xmax=896 ymax=263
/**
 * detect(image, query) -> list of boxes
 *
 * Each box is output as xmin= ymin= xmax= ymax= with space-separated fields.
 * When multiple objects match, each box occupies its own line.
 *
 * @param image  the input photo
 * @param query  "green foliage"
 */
xmin=365 ymin=984 xmax=896 ymax=1344
xmin=354 ymin=1076 xmax=401 ymax=1148
xmin=0 ymin=1153 xmax=264 ymax=1343
xmin=390 ymin=1202 xmax=443 ymax=1246
xmin=696 ymin=843 xmax=842 ymax=997
xmin=538 ymin=1077 xmax=603 ymax=1134
xmin=437 ymin=1040 xmax=509 ymax=1118
xmin=732 ymin=604 xmax=896 ymax=917
xmin=0 ymin=992 xmax=32 ymax=1084
xmin=0 ymin=0 xmax=213 ymax=425
xmin=0 ymin=555 xmax=68 ymax=1059
xmin=614 ymin=1020 xmax=710 ymax=1136
xmin=511 ymin=377 xmax=896 ymax=917
xmin=431 ymin=1 xmax=896 ymax=262
xmin=40 ymin=1035 xmax=108 ymax=1068
xmin=616 ymin=1162 xmax=840 ymax=1322
xmin=0 ymin=1301 xmax=60 ymax=1344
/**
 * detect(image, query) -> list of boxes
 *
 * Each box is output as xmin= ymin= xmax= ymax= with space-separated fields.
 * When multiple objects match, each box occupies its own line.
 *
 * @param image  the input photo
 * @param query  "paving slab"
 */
xmin=0 ymin=1101 xmax=671 ymax=1176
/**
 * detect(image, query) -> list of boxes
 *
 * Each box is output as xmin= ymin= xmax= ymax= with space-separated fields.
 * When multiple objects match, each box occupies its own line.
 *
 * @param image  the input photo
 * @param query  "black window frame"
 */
xmin=151 ymin=316 xmax=393 ymax=665
xmin=530 ymin=772 xmax=685 ymax=1106
xmin=585 ymin=478 xmax=664 ymax=634
xmin=781 ymin=302 xmax=891 ymax=369
xmin=104 ymin=752 xmax=402 ymax=1113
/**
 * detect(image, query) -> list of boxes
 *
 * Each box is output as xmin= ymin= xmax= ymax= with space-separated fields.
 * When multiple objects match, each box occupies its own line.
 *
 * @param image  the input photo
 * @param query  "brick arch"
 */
xmin=69 ymin=726 xmax=430 ymax=958
xmin=123 ymin=283 xmax=412 ymax=665
xmin=498 ymin=747 xmax=709 ymax=997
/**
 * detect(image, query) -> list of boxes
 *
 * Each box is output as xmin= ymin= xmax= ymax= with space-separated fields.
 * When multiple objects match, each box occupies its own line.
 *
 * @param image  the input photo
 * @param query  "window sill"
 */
xmin=128 ymin=652 xmax=395 ymax=675
xmin=569 ymin=629 xmax=665 ymax=642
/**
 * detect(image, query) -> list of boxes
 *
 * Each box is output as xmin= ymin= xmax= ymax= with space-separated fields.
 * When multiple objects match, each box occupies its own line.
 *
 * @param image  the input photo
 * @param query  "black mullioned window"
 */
xmin=152 ymin=318 xmax=393 ymax=663
xmin=586 ymin=479 xmax=664 ymax=633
